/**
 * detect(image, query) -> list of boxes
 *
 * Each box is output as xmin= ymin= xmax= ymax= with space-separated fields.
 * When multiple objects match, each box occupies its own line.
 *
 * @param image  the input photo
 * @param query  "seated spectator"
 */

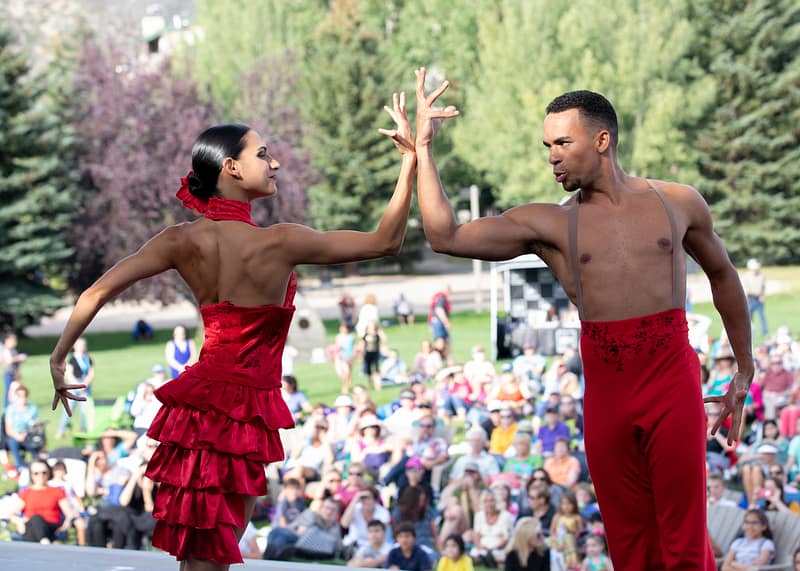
xmin=707 ymin=472 xmax=739 ymax=508
xmin=346 ymin=416 xmax=391 ymax=481
xmin=86 ymin=455 xmax=134 ymax=549
xmin=335 ymin=462 xmax=369 ymax=509
xmin=384 ymin=389 xmax=423 ymax=436
xmin=470 ymin=489 xmax=512 ymax=568
xmin=787 ymin=416 xmax=800 ymax=483
xmin=328 ymin=395 xmax=357 ymax=457
xmin=535 ymin=391 xmax=563 ymax=419
xmin=438 ymin=533 xmax=473 ymax=571
xmin=437 ymin=368 xmax=471 ymax=419
xmin=739 ymin=442 xmax=779 ymax=508
xmin=381 ymin=349 xmax=409 ymax=385
xmin=348 ymin=519 xmax=392 ymax=568
xmin=464 ymin=346 xmax=496 ymax=395
xmin=543 ymin=437 xmax=581 ymax=488
xmin=281 ymin=374 xmax=313 ymax=423
xmin=518 ymin=480 xmax=556 ymax=533
xmin=282 ymin=418 xmax=334 ymax=486
xmin=49 ymin=460 xmax=87 ymax=545
xmin=449 ymin=428 xmax=500 ymax=485
xmin=580 ymin=533 xmax=613 ymax=571
xmin=383 ymin=414 xmax=448 ymax=491
xmin=263 ymin=496 xmax=342 ymax=560
xmin=559 ymin=396 xmax=584 ymax=444
xmin=439 ymin=465 xmax=487 ymax=546
xmin=512 ymin=343 xmax=547 ymax=386
xmin=706 ymin=402 xmax=733 ymax=473
xmin=491 ymin=480 xmax=517 ymax=518
xmin=97 ymin=429 xmax=139 ymax=466
xmin=488 ymin=372 xmax=532 ymax=416
xmin=341 ymin=487 xmax=391 ymax=552
xmin=238 ymin=521 xmax=261 ymax=559
xmin=720 ymin=509 xmax=775 ymax=571
xmin=555 ymin=360 xmax=581 ymax=401
xmin=501 ymin=428 xmax=544 ymax=489
xmin=489 ymin=408 xmax=518 ymax=458
xmin=6 ymin=460 xmax=76 ymax=543
xmin=398 ymin=457 xmax=435 ymax=509
xmin=504 ymin=517 xmax=561 ymax=571
xmin=413 ymin=341 xmax=442 ymax=380
xmin=537 ymin=406 xmax=571 ymax=456
xmin=392 ymin=485 xmax=438 ymax=553
xmin=274 ymin=478 xmax=306 ymax=528
xmin=574 ymin=482 xmax=600 ymax=522
xmin=131 ymin=319 xmax=154 ymax=341
xmin=387 ymin=521 xmax=433 ymax=571
xmin=760 ymin=353 xmax=794 ymax=419
xmin=308 ymin=468 xmax=343 ymax=512
xmin=4 ymin=383 xmax=39 ymax=468
xmin=751 ymin=476 xmax=797 ymax=513
xmin=117 ymin=456 xmax=157 ymax=550
xmin=129 ymin=380 xmax=162 ymax=437
xmin=548 ymin=489 xmax=583 ymax=569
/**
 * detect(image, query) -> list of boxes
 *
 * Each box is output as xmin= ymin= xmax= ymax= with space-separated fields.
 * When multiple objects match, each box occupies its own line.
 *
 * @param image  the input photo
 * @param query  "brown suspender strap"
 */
xmin=568 ymin=196 xmax=585 ymax=320
xmin=650 ymin=183 xmax=684 ymax=309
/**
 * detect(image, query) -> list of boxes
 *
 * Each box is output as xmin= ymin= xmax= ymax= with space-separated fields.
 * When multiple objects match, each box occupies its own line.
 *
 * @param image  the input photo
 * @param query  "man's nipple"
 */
xmin=580 ymin=253 xmax=592 ymax=264
xmin=658 ymin=238 xmax=672 ymax=251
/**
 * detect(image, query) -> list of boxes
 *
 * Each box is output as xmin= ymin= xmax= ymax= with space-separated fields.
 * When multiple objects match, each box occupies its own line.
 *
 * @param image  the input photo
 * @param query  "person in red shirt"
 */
xmin=7 ymin=460 xmax=76 ymax=542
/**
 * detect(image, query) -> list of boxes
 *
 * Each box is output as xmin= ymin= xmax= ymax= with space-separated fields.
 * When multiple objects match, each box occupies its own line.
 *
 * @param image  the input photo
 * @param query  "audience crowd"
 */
xmin=2 ymin=285 xmax=800 ymax=571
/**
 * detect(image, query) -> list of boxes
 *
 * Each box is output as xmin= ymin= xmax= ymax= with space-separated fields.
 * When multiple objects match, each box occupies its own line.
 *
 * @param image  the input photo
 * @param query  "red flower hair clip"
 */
xmin=176 ymin=170 xmax=209 ymax=214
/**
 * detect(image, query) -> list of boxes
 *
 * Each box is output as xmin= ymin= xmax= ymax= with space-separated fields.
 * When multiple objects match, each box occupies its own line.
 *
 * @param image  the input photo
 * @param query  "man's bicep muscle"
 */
xmin=681 ymin=189 xmax=732 ymax=277
xmin=441 ymin=204 xmax=557 ymax=261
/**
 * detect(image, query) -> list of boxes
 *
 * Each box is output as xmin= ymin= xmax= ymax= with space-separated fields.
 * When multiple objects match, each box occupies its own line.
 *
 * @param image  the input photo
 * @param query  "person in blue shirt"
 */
xmin=387 ymin=521 xmax=432 ymax=571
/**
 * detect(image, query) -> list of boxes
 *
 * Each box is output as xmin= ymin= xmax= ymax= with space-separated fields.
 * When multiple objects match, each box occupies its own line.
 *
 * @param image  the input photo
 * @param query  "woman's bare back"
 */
xmin=171 ymin=219 xmax=293 ymax=308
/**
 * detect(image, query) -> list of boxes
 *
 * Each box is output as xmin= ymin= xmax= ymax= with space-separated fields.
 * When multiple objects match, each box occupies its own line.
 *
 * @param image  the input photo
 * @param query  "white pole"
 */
xmin=470 ymin=184 xmax=482 ymax=312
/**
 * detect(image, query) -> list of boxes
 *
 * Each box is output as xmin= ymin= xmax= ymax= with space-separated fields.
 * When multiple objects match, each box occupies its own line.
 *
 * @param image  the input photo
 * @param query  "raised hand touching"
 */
xmin=378 ymin=91 xmax=415 ymax=155
xmin=415 ymin=67 xmax=459 ymax=148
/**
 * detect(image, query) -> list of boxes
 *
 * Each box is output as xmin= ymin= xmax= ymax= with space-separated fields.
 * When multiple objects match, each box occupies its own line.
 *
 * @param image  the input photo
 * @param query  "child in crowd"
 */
xmin=549 ymin=489 xmax=583 ymax=569
xmin=721 ymin=509 xmax=775 ymax=571
xmin=348 ymin=519 xmax=392 ymax=568
xmin=437 ymin=533 xmax=473 ymax=571
xmin=387 ymin=521 xmax=433 ymax=571
xmin=274 ymin=478 xmax=306 ymax=528
xmin=580 ymin=534 xmax=613 ymax=571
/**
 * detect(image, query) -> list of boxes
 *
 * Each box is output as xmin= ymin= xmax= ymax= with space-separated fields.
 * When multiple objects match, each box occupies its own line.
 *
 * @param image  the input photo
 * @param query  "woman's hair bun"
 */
xmin=186 ymin=172 xmax=210 ymax=200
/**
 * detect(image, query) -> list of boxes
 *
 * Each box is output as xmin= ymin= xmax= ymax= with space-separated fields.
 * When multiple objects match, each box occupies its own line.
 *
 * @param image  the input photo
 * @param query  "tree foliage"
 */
xmin=0 ymin=27 xmax=76 ymax=332
xmin=693 ymin=0 xmax=800 ymax=264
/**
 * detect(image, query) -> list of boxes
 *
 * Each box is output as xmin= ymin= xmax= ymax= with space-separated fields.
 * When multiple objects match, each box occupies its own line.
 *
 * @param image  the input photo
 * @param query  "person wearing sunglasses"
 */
xmin=7 ymin=460 xmax=77 ymax=543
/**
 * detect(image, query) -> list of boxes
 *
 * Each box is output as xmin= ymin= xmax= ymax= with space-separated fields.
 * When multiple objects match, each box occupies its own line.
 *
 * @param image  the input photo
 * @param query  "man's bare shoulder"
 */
xmin=649 ymin=179 xmax=707 ymax=205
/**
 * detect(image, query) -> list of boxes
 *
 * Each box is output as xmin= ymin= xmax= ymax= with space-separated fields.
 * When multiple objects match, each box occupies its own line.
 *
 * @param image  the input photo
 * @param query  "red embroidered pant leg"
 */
xmin=581 ymin=309 xmax=715 ymax=571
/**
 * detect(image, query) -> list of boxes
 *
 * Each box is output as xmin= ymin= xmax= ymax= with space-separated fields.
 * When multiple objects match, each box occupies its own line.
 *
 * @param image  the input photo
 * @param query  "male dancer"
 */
xmin=412 ymin=68 xmax=752 ymax=570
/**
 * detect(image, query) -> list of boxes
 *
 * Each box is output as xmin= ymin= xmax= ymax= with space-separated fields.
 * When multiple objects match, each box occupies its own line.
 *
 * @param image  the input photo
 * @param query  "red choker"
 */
xmin=176 ymin=172 xmax=256 ymax=226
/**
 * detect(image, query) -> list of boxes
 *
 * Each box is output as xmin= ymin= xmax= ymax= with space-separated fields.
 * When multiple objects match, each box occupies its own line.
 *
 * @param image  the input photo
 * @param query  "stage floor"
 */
xmin=0 ymin=541 xmax=348 ymax=570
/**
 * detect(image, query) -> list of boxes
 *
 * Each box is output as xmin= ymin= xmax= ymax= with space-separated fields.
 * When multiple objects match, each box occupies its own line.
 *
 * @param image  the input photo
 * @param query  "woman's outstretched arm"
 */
xmin=50 ymin=227 xmax=178 ymax=414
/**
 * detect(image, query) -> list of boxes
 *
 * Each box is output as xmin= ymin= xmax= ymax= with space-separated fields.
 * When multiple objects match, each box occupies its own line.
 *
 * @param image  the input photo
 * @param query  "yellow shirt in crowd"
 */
xmin=489 ymin=423 xmax=517 ymax=455
xmin=437 ymin=554 xmax=475 ymax=571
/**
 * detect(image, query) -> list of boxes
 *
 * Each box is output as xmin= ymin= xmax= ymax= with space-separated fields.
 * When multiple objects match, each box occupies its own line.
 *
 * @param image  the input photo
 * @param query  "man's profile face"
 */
xmin=543 ymin=108 xmax=603 ymax=192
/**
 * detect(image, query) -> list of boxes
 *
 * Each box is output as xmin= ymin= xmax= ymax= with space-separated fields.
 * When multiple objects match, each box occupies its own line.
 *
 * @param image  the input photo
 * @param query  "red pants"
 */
xmin=581 ymin=309 xmax=715 ymax=571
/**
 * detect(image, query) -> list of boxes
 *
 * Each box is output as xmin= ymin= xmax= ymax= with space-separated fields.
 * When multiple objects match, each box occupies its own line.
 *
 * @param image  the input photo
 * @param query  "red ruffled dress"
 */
xmin=145 ymin=188 xmax=296 ymax=564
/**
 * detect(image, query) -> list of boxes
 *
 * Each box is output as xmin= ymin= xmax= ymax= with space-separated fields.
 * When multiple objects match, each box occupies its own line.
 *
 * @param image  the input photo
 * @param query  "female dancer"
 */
xmin=50 ymin=92 xmax=415 ymax=570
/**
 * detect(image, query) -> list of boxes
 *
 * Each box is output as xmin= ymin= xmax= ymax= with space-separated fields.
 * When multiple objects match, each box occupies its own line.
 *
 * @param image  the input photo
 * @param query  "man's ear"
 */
xmin=596 ymin=130 xmax=611 ymax=154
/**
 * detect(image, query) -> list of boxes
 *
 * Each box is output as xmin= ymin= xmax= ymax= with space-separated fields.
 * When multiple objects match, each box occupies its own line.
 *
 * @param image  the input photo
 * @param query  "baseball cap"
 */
xmin=334 ymin=395 xmax=354 ymax=408
xmin=757 ymin=443 xmax=778 ymax=455
xmin=400 ymin=389 xmax=415 ymax=400
xmin=406 ymin=457 xmax=424 ymax=470
xmin=152 ymin=364 xmax=166 ymax=373
xmin=359 ymin=416 xmax=381 ymax=431
xmin=463 ymin=461 xmax=480 ymax=472
xmin=488 ymin=400 xmax=503 ymax=412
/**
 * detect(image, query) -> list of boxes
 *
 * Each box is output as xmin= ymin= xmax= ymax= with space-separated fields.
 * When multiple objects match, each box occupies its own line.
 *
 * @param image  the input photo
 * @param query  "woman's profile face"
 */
xmin=235 ymin=130 xmax=279 ymax=198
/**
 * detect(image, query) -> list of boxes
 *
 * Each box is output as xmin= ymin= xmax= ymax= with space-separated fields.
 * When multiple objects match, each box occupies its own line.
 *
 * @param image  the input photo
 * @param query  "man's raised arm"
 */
xmin=413 ymin=68 xmax=554 ymax=261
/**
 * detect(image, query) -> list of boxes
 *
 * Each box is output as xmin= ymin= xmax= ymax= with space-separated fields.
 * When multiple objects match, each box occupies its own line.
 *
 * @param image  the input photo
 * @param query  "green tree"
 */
xmin=192 ymin=0 xmax=326 ymax=110
xmin=300 ymin=1 xmax=419 ymax=268
xmin=693 ymin=0 xmax=800 ymax=264
xmin=0 ymin=28 xmax=76 ymax=332
xmin=451 ymin=0 xmax=714 ymax=209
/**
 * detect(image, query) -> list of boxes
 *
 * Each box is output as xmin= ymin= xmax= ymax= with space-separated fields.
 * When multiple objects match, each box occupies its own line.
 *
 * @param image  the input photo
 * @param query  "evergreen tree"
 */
xmin=693 ymin=0 xmax=800 ymax=264
xmin=0 ymin=27 xmax=75 ymax=332
xmin=300 ymin=0 xmax=415 ymax=268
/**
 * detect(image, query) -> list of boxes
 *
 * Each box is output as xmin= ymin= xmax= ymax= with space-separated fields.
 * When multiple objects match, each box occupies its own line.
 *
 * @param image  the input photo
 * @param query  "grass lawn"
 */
xmin=9 ymin=311 xmax=492 ymax=456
